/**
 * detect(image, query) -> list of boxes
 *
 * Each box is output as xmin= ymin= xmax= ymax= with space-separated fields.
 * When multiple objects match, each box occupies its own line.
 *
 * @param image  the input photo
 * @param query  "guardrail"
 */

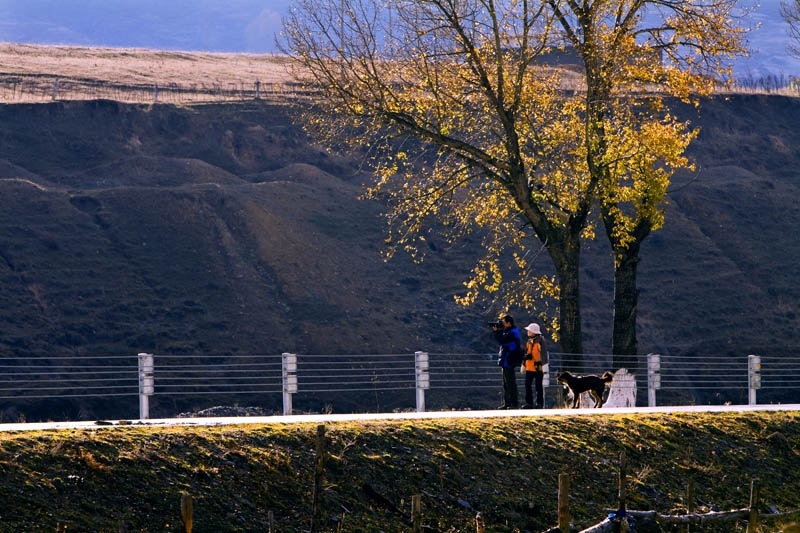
xmin=0 ymin=351 xmax=797 ymax=421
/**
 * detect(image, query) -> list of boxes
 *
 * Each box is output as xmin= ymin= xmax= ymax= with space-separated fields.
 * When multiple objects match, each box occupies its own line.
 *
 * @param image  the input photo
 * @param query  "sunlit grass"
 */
xmin=0 ymin=412 xmax=798 ymax=531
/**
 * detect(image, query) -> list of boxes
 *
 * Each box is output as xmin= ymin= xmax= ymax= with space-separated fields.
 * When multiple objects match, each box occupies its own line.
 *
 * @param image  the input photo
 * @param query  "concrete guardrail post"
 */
xmin=748 ymin=354 xmax=761 ymax=405
xmin=415 ymin=351 xmax=430 ymax=412
xmin=647 ymin=353 xmax=660 ymax=407
xmin=138 ymin=352 xmax=154 ymax=419
xmin=282 ymin=352 xmax=298 ymax=415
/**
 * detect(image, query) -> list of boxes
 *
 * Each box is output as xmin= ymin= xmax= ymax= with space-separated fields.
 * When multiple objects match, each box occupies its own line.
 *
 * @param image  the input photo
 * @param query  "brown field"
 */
xmin=1 ymin=42 xmax=796 ymax=105
xmin=0 ymin=43 xmax=297 ymax=104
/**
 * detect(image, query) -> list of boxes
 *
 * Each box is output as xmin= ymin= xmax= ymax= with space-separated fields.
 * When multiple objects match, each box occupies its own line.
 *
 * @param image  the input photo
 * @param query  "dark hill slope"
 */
xmin=641 ymin=96 xmax=800 ymax=357
xmin=0 ymin=96 xmax=798 ymax=415
xmin=0 ymin=100 xmax=484 ymax=360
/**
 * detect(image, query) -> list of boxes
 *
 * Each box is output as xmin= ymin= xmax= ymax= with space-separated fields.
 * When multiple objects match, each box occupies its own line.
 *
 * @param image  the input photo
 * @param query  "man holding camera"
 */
xmin=491 ymin=314 xmax=523 ymax=409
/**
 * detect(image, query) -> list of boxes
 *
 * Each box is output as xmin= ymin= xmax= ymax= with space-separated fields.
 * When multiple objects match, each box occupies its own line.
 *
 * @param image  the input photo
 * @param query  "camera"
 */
xmin=488 ymin=320 xmax=503 ymax=329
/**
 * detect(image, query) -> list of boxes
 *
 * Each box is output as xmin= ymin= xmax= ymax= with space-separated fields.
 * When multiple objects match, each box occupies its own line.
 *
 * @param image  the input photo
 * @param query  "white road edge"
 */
xmin=2 ymin=404 xmax=799 ymax=432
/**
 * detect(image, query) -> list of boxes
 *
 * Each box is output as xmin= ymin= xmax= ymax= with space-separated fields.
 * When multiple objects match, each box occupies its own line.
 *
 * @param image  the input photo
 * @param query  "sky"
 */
xmin=0 ymin=0 xmax=798 ymax=78
xmin=0 ymin=0 xmax=291 ymax=53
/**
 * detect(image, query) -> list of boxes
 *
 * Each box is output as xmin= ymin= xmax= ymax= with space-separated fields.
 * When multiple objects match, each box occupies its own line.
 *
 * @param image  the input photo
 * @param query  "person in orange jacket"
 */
xmin=521 ymin=323 xmax=549 ymax=409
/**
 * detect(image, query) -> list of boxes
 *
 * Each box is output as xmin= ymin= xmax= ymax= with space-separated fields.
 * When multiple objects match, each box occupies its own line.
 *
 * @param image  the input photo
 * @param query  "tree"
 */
xmin=598 ymin=108 xmax=698 ymax=364
xmin=282 ymin=0 xmax=747 ymax=362
xmin=284 ymin=0 xmax=596 ymax=356
xmin=782 ymin=0 xmax=800 ymax=59
xmin=547 ymin=0 xmax=747 ymax=364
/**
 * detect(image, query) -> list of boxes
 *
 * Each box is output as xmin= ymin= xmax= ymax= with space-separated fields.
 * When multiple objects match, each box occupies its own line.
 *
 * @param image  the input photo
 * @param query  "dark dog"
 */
xmin=557 ymin=370 xmax=614 ymax=408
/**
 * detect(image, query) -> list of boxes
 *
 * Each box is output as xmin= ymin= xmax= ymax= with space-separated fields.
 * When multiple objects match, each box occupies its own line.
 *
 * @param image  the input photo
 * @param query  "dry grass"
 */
xmin=0 ymin=43 xmax=292 ymax=84
xmin=0 ymin=43 xmax=295 ymax=104
xmin=0 ymin=411 xmax=798 ymax=532
xmin=3 ymin=42 xmax=795 ymax=105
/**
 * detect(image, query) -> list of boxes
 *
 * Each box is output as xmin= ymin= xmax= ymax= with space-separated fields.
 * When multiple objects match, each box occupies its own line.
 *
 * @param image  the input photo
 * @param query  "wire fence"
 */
xmin=0 ymin=75 xmax=308 ymax=105
xmin=1 ymin=351 xmax=797 ymax=422
xmin=1 ymin=73 xmax=798 ymax=106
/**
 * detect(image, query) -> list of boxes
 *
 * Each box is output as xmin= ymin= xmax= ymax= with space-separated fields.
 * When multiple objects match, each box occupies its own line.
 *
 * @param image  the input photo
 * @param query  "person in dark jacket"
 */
xmin=492 ymin=314 xmax=522 ymax=409
xmin=521 ymin=322 xmax=549 ymax=409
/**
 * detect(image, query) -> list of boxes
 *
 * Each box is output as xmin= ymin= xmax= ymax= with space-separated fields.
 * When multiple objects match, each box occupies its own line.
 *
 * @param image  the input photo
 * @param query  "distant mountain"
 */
xmin=1 ymin=0 xmax=799 ymax=77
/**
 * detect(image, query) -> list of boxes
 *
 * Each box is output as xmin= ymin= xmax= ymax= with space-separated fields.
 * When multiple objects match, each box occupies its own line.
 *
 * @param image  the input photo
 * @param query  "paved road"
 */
xmin=2 ymin=403 xmax=798 ymax=432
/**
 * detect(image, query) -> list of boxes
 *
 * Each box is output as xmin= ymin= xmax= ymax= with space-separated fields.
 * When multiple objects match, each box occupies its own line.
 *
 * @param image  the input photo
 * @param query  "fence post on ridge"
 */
xmin=282 ymin=352 xmax=298 ymax=415
xmin=138 ymin=352 xmax=154 ymax=419
xmin=415 ymin=351 xmax=429 ymax=412
xmin=647 ymin=353 xmax=661 ymax=407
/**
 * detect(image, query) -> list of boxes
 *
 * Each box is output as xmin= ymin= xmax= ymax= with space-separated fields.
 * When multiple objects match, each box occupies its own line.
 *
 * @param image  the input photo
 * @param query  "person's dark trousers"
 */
xmin=502 ymin=366 xmax=518 ymax=408
xmin=524 ymin=371 xmax=534 ymax=406
xmin=534 ymin=370 xmax=544 ymax=408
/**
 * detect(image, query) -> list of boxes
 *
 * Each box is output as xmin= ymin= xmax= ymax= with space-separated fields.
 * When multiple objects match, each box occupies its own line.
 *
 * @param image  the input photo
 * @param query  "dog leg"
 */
xmin=591 ymin=391 xmax=601 ymax=407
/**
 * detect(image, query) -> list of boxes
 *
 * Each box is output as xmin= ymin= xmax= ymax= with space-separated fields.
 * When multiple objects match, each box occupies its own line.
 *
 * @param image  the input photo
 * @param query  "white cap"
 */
xmin=524 ymin=323 xmax=541 ymax=335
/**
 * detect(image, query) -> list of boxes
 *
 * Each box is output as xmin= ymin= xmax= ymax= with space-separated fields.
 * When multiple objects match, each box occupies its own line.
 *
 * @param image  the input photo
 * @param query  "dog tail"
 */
xmin=601 ymin=371 xmax=614 ymax=383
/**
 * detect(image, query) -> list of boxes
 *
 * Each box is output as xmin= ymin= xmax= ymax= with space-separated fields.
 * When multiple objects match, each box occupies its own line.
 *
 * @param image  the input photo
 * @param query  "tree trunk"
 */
xmin=604 ymin=211 xmax=651 ymax=370
xmin=550 ymin=233 xmax=583 ymax=361
xmin=612 ymin=244 xmax=640 ymax=369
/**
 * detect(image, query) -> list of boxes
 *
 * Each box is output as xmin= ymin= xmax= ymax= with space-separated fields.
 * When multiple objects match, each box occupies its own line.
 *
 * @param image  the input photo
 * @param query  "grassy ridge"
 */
xmin=0 ymin=43 xmax=293 ymax=104
xmin=0 ymin=411 xmax=798 ymax=532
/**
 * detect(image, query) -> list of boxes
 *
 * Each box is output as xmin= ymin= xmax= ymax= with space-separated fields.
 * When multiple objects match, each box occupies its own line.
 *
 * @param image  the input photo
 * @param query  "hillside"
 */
xmin=0 ymin=411 xmax=798 ymax=532
xmin=0 ymin=47 xmax=799 ymax=420
xmin=0 ymin=100 xmax=483 ymax=356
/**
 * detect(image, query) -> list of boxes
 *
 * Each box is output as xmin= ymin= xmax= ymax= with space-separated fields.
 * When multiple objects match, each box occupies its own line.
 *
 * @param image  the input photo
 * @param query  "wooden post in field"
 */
xmin=618 ymin=451 xmax=629 ymax=532
xmin=747 ymin=478 xmax=760 ymax=533
xmin=310 ymin=424 xmax=326 ymax=533
xmin=411 ymin=494 xmax=422 ymax=532
xmin=268 ymin=510 xmax=274 ymax=532
xmin=558 ymin=472 xmax=570 ymax=533
xmin=475 ymin=511 xmax=485 ymax=533
xmin=686 ymin=479 xmax=694 ymax=533
xmin=618 ymin=451 xmax=627 ymax=510
xmin=181 ymin=493 xmax=193 ymax=533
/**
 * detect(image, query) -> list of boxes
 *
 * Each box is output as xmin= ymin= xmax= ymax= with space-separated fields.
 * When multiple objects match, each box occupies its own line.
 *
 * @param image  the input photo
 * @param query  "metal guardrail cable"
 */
xmin=155 ymin=384 xmax=278 ymax=391
xmin=154 ymin=389 xmax=283 ymax=396
xmin=0 ymin=365 xmax=136 ymax=370
xmin=299 ymin=386 xmax=415 ymax=393
xmin=0 ymin=393 xmax=138 ymax=400
xmin=0 ymin=371 xmax=138 ymax=379
xmin=300 ymin=378 xmax=416 ymax=386
xmin=433 ymin=385 xmax=498 ymax=390
xmin=3 ymin=385 xmax=139 ymax=392
xmin=155 ymin=368 xmax=281 ymax=373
